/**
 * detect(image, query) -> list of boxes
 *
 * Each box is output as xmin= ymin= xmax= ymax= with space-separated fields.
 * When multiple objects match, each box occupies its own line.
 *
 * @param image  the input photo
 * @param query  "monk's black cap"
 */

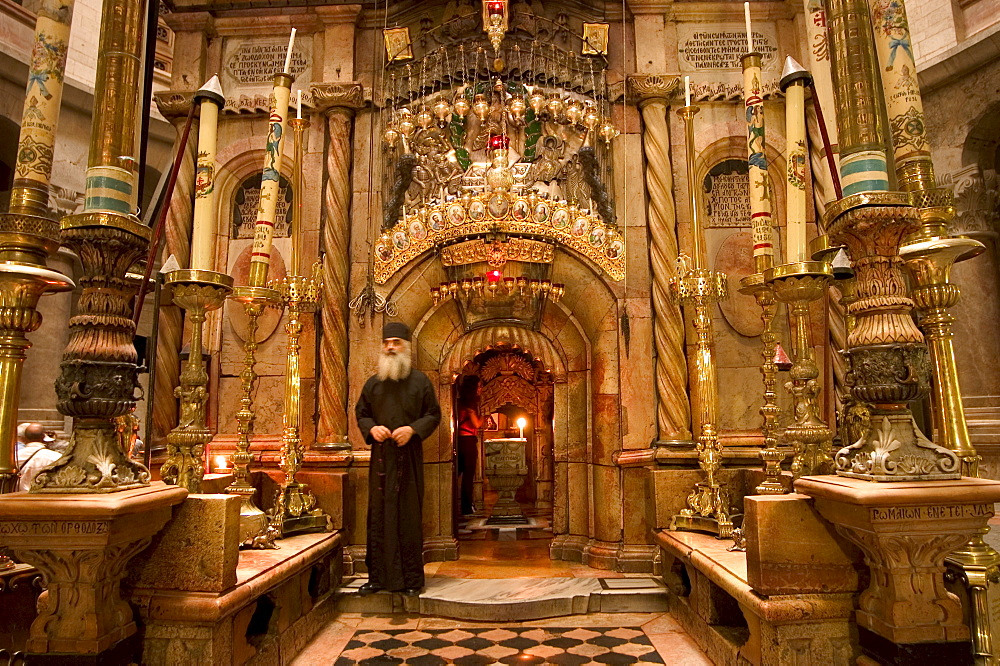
xmin=382 ymin=321 xmax=411 ymax=341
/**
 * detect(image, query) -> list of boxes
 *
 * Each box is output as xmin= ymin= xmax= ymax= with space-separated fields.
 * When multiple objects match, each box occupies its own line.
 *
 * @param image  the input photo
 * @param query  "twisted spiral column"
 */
xmin=628 ymin=75 xmax=691 ymax=442
xmin=152 ymin=93 xmax=197 ymax=446
xmin=312 ymin=83 xmax=363 ymax=448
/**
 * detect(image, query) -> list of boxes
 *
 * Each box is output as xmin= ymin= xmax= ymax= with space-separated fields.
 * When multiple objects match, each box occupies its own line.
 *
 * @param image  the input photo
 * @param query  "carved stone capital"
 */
xmin=797 ymin=475 xmax=1000 ymax=646
xmin=627 ymin=74 xmax=680 ymax=108
xmin=311 ymin=82 xmax=365 ymax=114
xmin=154 ymin=91 xmax=196 ymax=121
xmin=0 ymin=484 xmax=187 ymax=655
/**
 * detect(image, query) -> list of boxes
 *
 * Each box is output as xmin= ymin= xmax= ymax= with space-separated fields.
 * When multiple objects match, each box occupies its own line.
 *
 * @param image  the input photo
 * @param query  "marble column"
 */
xmin=311 ymin=83 xmax=363 ymax=450
xmin=151 ymin=92 xmax=198 ymax=448
xmin=627 ymin=74 xmax=691 ymax=443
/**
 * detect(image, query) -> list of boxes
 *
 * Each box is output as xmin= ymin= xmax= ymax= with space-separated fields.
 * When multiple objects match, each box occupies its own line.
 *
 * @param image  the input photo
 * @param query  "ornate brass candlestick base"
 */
xmin=900 ymin=207 xmax=1000 ymax=666
xmin=669 ymin=265 xmax=735 ymax=538
xmin=825 ymin=193 xmax=960 ymax=480
xmin=900 ymin=235 xmax=984 ymax=473
xmin=35 ymin=213 xmax=152 ymax=492
xmin=0 ymin=213 xmax=74 ymax=494
xmin=739 ymin=273 xmax=785 ymax=494
xmin=162 ymin=269 xmax=233 ymax=493
xmin=765 ymin=261 xmax=835 ymax=478
xmin=268 ymin=264 xmax=330 ymax=537
xmin=227 ymin=285 xmax=282 ymax=549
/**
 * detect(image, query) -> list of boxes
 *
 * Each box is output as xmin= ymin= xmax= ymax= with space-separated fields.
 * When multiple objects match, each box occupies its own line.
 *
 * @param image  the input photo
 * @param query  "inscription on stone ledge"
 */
xmin=0 ymin=521 xmax=109 ymax=536
xmin=869 ymin=504 xmax=993 ymax=522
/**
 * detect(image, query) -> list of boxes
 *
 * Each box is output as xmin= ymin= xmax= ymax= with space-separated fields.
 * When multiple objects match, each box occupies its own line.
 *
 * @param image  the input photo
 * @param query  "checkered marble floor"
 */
xmin=334 ymin=626 xmax=664 ymax=664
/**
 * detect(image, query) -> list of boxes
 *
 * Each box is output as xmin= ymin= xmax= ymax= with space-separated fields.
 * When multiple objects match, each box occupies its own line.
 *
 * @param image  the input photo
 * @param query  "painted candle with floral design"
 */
xmin=248 ymin=73 xmax=293 ymax=287
xmin=868 ymin=0 xmax=931 ymax=191
xmin=741 ymin=51 xmax=775 ymax=273
xmin=10 ymin=0 xmax=75 ymax=216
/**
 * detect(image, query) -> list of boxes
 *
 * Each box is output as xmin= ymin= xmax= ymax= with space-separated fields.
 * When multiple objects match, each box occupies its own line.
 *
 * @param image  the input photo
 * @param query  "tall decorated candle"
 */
xmin=740 ymin=38 xmax=775 ymax=272
xmin=247 ymin=30 xmax=296 ymax=287
xmin=780 ymin=58 xmax=811 ymax=263
xmin=9 ymin=0 xmax=76 ymax=216
xmin=803 ymin=0 xmax=840 ymax=177
xmin=868 ymin=0 xmax=931 ymax=193
xmin=190 ymin=75 xmax=225 ymax=271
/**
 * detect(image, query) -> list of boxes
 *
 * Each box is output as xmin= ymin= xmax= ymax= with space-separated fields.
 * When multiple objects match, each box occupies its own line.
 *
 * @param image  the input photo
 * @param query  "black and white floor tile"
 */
xmin=334 ymin=626 xmax=665 ymax=664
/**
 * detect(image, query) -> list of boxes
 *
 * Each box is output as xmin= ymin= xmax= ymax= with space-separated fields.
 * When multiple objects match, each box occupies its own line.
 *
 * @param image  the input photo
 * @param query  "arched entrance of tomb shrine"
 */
xmin=449 ymin=335 xmax=557 ymax=543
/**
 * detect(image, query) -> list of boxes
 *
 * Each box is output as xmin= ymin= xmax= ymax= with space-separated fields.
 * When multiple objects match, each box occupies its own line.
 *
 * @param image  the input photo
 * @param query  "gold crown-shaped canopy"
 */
xmin=374 ymin=192 xmax=625 ymax=284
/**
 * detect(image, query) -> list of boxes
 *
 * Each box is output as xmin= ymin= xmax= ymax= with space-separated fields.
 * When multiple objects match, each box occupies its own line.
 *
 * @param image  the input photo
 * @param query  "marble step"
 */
xmin=335 ymin=577 xmax=668 ymax=620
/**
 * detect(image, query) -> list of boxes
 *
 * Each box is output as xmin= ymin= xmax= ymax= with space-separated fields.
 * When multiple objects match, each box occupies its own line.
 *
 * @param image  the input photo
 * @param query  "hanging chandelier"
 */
xmin=431 ymin=273 xmax=564 ymax=307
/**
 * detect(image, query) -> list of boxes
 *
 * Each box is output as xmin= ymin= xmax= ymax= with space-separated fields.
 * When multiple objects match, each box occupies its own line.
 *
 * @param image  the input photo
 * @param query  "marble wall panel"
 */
xmin=592 ymin=463 xmax=622 ymax=544
xmin=621 ymin=466 xmax=652 ymax=545
xmin=633 ymin=12 xmax=668 ymax=73
xmin=592 ymin=394 xmax=621 ymax=466
xmin=295 ymin=471 xmax=347 ymax=530
xmin=620 ymin=297 xmax=656 ymax=449
xmin=422 ymin=461 xmax=453 ymax=545
xmin=950 ymin=245 xmax=1000 ymax=400
xmin=715 ymin=366 xmax=761 ymax=431
xmin=567 ymin=461 xmax=590 ymax=536
xmin=566 ymin=372 xmax=589 ymax=462
xmin=614 ymin=133 xmax=648 ymax=230
xmin=348 ymin=465 xmax=369 ymax=546
xmin=625 ymin=224 xmax=652 ymax=299
xmin=216 ymin=374 xmax=286 ymax=437
xmin=552 ymin=460 xmax=570 ymax=534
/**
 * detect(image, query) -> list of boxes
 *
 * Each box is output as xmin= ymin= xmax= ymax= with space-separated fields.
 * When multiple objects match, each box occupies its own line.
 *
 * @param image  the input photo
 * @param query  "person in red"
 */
xmin=455 ymin=379 xmax=482 ymax=516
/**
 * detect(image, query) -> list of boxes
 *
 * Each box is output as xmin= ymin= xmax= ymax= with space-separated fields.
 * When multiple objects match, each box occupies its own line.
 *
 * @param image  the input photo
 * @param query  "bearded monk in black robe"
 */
xmin=355 ymin=321 xmax=441 ymax=596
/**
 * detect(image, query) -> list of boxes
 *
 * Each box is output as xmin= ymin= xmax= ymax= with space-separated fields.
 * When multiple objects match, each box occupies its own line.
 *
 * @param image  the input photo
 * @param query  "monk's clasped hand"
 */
xmin=391 ymin=426 xmax=415 ymax=446
xmin=370 ymin=425 xmax=392 ymax=442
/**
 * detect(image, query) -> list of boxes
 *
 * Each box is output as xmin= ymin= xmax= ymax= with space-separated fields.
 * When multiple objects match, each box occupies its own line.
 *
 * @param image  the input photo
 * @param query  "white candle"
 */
xmin=685 ymin=76 xmax=691 ymax=107
xmin=297 ymin=89 xmax=302 ymax=119
xmin=283 ymin=28 xmax=296 ymax=73
xmin=745 ymin=2 xmax=754 ymax=53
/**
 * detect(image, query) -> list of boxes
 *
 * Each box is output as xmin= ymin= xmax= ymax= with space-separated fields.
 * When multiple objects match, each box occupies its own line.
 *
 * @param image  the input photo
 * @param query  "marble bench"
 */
xmin=655 ymin=494 xmax=865 ymax=666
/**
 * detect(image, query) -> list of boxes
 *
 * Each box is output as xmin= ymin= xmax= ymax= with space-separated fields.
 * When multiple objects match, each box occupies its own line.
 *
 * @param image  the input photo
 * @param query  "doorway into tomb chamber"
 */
xmin=452 ymin=346 xmax=554 ymax=547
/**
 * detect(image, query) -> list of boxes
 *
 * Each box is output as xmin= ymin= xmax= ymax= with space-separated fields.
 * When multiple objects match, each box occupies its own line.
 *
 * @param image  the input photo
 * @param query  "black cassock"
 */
xmin=355 ymin=369 xmax=441 ymax=591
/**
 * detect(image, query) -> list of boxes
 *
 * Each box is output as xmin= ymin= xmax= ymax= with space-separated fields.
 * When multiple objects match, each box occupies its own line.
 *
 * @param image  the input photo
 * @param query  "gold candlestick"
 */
xmin=739 ymin=273 xmax=785 ymax=494
xmin=269 ymin=262 xmax=330 ymax=537
xmin=765 ymin=261 xmax=835 ymax=478
xmin=161 ymin=269 xmax=233 ymax=492
xmin=227 ymin=285 xmax=282 ymax=549
xmin=669 ymin=105 xmax=734 ymax=539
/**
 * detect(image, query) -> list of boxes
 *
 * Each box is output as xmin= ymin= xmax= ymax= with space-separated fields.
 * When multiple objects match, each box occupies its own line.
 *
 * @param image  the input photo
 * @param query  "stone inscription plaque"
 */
xmin=223 ymin=38 xmax=311 ymax=86
xmin=220 ymin=37 xmax=312 ymax=111
xmin=678 ymin=24 xmax=780 ymax=72
xmin=705 ymin=159 xmax=752 ymax=228
xmin=232 ymin=173 xmax=293 ymax=239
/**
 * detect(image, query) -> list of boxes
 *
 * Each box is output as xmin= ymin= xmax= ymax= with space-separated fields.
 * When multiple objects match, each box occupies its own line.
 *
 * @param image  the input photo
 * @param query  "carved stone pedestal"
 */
xmin=0 ymin=483 xmax=187 ymax=660
xmin=796 ymin=475 xmax=1000 ymax=663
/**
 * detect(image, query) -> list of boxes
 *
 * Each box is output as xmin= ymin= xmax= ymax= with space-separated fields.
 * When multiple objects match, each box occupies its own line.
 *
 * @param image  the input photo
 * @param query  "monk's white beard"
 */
xmin=377 ymin=343 xmax=412 ymax=381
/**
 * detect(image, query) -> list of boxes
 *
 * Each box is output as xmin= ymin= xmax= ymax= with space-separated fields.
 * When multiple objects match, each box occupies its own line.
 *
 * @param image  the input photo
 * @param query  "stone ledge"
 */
xmin=128 ymin=531 xmax=343 ymax=624
xmin=655 ymin=530 xmax=856 ymax=625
